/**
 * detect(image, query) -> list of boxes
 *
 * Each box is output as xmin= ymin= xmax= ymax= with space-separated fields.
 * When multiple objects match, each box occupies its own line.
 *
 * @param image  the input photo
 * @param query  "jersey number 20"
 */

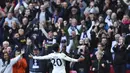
xmin=52 ymin=58 xmax=62 ymax=66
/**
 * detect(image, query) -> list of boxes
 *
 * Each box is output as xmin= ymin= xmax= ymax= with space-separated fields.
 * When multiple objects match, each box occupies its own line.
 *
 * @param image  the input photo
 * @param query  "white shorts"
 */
xmin=52 ymin=69 xmax=66 ymax=73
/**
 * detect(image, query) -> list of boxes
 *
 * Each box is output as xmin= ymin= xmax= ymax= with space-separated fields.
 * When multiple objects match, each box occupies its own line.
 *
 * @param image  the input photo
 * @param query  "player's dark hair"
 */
xmin=53 ymin=43 xmax=59 ymax=52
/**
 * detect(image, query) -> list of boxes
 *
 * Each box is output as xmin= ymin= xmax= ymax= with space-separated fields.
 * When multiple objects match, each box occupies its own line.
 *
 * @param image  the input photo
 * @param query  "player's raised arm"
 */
xmin=11 ymin=49 xmax=25 ymax=65
xmin=29 ymin=54 xmax=52 ymax=60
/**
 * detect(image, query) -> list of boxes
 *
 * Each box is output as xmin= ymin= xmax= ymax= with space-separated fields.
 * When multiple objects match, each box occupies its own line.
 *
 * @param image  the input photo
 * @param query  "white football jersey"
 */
xmin=33 ymin=52 xmax=78 ymax=73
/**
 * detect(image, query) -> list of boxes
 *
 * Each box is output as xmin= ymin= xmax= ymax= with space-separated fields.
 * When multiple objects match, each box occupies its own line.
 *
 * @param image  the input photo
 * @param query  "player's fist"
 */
xmin=101 ymin=63 xmax=105 ymax=67
xmin=21 ymin=49 xmax=25 ymax=54
xmin=78 ymin=57 xmax=85 ymax=62
xmin=28 ymin=54 xmax=33 ymax=59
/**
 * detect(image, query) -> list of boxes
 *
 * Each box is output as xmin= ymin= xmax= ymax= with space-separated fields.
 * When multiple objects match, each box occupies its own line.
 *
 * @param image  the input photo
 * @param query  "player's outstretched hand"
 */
xmin=78 ymin=57 xmax=85 ymax=62
xmin=21 ymin=49 xmax=25 ymax=55
xmin=28 ymin=54 xmax=33 ymax=59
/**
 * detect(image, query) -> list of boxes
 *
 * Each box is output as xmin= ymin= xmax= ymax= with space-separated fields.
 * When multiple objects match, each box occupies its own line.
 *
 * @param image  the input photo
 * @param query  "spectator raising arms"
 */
xmin=1 ymin=0 xmax=130 ymax=73
xmin=13 ymin=50 xmax=27 ymax=73
xmin=0 ymin=49 xmax=25 ymax=73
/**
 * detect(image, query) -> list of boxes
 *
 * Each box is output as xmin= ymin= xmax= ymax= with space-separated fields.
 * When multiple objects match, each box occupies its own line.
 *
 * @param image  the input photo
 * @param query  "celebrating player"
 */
xmin=29 ymin=43 xmax=85 ymax=73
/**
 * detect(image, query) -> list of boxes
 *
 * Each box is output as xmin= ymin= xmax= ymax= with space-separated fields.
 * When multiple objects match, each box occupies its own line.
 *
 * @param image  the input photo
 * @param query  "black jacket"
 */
xmin=92 ymin=59 xmax=108 ymax=73
xmin=0 ymin=17 xmax=4 ymax=45
xmin=37 ymin=9 xmax=52 ymax=21
xmin=113 ymin=44 xmax=127 ymax=65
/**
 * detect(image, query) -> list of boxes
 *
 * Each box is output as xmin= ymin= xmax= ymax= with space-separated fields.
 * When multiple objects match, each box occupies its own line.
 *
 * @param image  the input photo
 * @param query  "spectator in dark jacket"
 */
xmin=24 ymin=38 xmax=35 ymax=73
xmin=74 ymin=39 xmax=91 ymax=73
xmin=12 ymin=33 xmax=21 ymax=47
xmin=35 ymin=4 xmax=52 ymax=24
xmin=92 ymin=51 xmax=109 ymax=73
xmin=0 ymin=15 xmax=5 ymax=45
xmin=30 ymin=27 xmax=45 ymax=48
xmin=18 ymin=28 xmax=26 ymax=49
xmin=3 ymin=21 xmax=11 ymax=42
xmin=113 ymin=36 xmax=127 ymax=73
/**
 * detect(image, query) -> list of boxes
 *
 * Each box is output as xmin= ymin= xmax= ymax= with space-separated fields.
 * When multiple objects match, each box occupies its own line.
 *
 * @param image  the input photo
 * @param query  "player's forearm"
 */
xmin=69 ymin=58 xmax=78 ymax=62
xmin=33 ymin=56 xmax=49 ymax=60
xmin=33 ymin=56 xmax=43 ymax=60
xmin=64 ymin=56 xmax=78 ymax=62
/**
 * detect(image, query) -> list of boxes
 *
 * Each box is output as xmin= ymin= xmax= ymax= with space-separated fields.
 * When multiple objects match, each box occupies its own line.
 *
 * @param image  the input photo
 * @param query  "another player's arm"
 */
xmin=63 ymin=54 xmax=85 ymax=62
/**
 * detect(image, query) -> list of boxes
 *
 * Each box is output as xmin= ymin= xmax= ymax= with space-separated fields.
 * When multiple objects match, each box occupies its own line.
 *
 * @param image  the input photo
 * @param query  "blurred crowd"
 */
xmin=0 ymin=0 xmax=130 ymax=73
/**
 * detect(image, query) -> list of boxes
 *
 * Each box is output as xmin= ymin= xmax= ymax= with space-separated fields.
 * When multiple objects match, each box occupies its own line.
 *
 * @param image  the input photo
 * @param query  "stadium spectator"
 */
xmin=0 ymin=49 xmax=25 ymax=73
xmin=13 ymin=50 xmax=27 ymax=73
xmin=113 ymin=36 xmax=127 ymax=73
xmin=29 ymin=46 xmax=46 ymax=73
xmin=91 ymin=51 xmax=109 ymax=73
